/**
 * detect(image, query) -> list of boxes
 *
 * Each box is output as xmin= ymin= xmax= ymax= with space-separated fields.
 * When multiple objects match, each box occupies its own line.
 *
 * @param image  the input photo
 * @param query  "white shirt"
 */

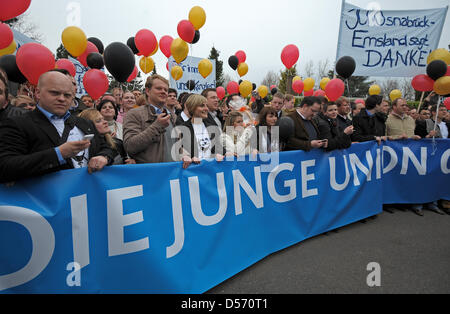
xmin=439 ymin=121 xmax=449 ymax=139
xmin=192 ymin=122 xmax=212 ymax=160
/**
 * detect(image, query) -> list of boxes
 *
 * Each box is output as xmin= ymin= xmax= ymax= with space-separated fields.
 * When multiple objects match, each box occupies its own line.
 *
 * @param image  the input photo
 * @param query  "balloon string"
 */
xmin=431 ymin=96 xmax=441 ymax=156
xmin=346 ymin=79 xmax=352 ymax=98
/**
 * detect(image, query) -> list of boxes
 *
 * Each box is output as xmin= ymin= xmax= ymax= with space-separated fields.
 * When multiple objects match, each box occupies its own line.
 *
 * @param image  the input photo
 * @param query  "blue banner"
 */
xmin=0 ymin=140 xmax=449 ymax=293
xmin=336 ymin=1 xmax=448 ymax=77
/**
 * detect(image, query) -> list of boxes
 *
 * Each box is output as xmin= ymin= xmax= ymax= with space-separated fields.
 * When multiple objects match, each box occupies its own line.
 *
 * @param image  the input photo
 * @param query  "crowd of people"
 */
xmin=0 ymin=68 xmax=449 ymax=215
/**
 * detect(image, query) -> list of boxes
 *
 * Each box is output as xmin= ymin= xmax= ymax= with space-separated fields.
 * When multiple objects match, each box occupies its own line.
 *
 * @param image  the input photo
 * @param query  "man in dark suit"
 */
xmin=285 ymin=96 xmax=327 ymax=152
xmin=0 ymin=70 xmax=115 ymax=184
xmin=336 ymin=96 xmax=352 ymax=133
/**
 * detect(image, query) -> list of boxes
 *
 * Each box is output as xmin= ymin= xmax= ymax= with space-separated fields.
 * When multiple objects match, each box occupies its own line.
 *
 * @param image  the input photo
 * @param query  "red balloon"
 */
xmin=83 ymin=69 xmax=109 ymax=100
xmin=159 ymin=35 xmax=174 ymax=58
xmin=444 ymin=98 xmax=450 ymax=110
xmin=56 ymin=59 xmax=76 ymax=77
xmin=177 ymin=20 xmax=195 ymax=43
xmin=355 ymin=98 xmax=365 ymax=105
xmin=281 ymin=44 xmax=299 ymax=69
xmin=16 ymin=43 xmax=55 ymax=86
xmin=227 ymin=81 xmax=239 ymax=95
xmin=77 ymin=41 xmax=99 ymax=68
xmin=446 ymin=66 xmax=450 ymax=77
xmin=0 ymin=23 xmax=13 ymax=49
xmin=314 ymin=90 xmax=326 ymax=97
xmin=304 ymin=89 xmax=314 ymax=97
xmin=0 ymin=0 xmax=31 ymax=21
xmin=235 ymin=50 xmax=246 ymax=64
xmin=411 ymin=74 xmax=434 ymax=92
xmin=217 ymin=86 xmax=226 ymax=100
xmin=292 ymin=80 xmax=304 ymax=94
xmin=325 ymin=78 xmax=345 ymax=101
xmin=166 ymin=62 xmax=169 ymax=71
xmin=270 ymin=85 xmax=277 ymax=90
xmin=135 ymin=29 xmax=157 ymax=57
xmin=127 ymin=66 xmax=138 ymax=82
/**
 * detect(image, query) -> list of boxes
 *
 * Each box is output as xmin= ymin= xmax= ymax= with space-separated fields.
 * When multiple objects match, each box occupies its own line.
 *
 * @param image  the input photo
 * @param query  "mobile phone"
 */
xmin=83 ymin=134 xmax=95 ymax=141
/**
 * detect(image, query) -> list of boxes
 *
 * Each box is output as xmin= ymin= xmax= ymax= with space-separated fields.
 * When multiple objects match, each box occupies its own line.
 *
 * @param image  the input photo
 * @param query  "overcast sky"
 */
xmin=25 ymin=0 xmax=450 ymax=84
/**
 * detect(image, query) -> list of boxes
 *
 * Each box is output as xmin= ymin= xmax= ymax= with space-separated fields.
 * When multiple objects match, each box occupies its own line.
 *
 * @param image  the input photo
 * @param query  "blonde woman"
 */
xmin=79 ymin=109 xmax=136 ymax=165
xmin=177 ymin=94 xmax=224 ymax=169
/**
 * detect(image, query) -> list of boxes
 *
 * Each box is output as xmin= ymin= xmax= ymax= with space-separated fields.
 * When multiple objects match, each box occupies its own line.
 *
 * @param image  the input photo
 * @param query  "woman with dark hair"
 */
xmin=314 ymin=102 xmax=353 ymax=151
xmin=255 ymin=107 xmax=280 ymax=153
xmin=97 ymin=99 xmax=123 ymax=140
xmin=79 ymin=109 xmax=135 ymax=165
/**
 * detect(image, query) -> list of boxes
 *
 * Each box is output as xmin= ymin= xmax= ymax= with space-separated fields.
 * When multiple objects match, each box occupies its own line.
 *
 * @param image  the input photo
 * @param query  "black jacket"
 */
xmin=336 ymin=114 xmax=352 ymax=134
xmin=351 ymin=109 xmax=387 ymax=142
xmin=0 ymin=109 xmax=116 ymax=183
xmin=179 ymin=118 xmax=223 ymax=158
xmin=0 ymin=103 xmax=27 ymax=121
xmin=314 ymin=112 xmax=352 ymax=151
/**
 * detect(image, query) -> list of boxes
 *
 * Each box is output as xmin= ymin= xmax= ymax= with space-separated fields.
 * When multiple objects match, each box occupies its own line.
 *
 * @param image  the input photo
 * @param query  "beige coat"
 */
xmin=123 ymin=105 xmax=176 ymax=164
xmin=385 ymin=113 xmax=416 ymax=139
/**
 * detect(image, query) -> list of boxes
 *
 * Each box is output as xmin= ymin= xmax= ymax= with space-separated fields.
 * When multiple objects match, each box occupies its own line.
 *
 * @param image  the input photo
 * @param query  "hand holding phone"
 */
xmin=83 ymin=134 xmax=95 ymax=141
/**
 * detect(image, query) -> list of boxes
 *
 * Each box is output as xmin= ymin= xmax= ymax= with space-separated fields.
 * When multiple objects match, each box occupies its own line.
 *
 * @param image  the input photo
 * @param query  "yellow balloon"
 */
xmin=239 ymin=80 xmax=252 ymax=98
xmin=170 ymin=38 xmax=189 ymax=64
xmin=427 ymin=48 xmax=450 ymax=65
xmin=189 ymin=6 xmax=206 ymax=30
xmin=61 ymin=26 xmax=87 ymax=57
xmin=0 ymin=40 xmax=16 ymax=57
xmin=390 ymin=89 xmax=402 ymax=102
xmin=320 ymin=77 xmax=330 ymax=90
xmin=198 ymin=59 xmax=212 ymax=79
xmin=369 ymin=84 xmax=381 ymax=95
xmin=257 ymin=85 xmax=268 ymax=98
xmin=149 ymin=41 xmax=159 ymax=57
xmin=303 ymin=77 xmax=315 ymax=92
xmin=433 ymin=76 xmax=450 ymax=95
xmin=293 ymin=76 xmax=302 ymax=83
xmin=139 ymin=56 xmax=155 ymax=74
xmin=237 ymin=62 xmax=248 ymax=77
xmin=171 ymin=66 xmax=183 ymax=81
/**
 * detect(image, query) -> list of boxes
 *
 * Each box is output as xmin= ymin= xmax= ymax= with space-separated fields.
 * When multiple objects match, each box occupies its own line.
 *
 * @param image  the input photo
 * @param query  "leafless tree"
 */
xmin=317 ymin=59 xmax=330 ymax=80
xmin=379 ymin=78 xmax=400 ymax=98
xmin=400 ymin=77 xmax=415 ymax=100
xmin=261 ymin=70 xmax=279 ymax=87
xmin=302 ymin=60 xmax=315 ymax=79
xmin=8 ymin=13 xmax=44 ymax=42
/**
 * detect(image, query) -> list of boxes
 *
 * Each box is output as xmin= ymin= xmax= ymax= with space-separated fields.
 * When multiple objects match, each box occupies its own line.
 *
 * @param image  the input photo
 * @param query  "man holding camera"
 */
xmin=123 ymin=74 xmax=178 ymax=164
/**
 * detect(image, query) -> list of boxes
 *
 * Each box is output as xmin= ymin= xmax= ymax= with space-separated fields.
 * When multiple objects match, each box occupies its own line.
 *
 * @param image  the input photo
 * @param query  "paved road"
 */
xmin=207 ymin=208 xmax=450 ymax=294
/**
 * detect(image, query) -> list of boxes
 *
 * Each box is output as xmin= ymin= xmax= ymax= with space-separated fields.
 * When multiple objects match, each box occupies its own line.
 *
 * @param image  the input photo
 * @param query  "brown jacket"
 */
xmin=123 ymin=105 xmax=176 ymax=164
xmin=284 ymin=110 xmax=320 ymax=152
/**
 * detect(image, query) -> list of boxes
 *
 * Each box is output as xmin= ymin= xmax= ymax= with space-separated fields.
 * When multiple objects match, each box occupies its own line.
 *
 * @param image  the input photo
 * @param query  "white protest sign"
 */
xmin=168 ymin=56 xmax=216 ymax=95
xmin=336 ymin=1 xmax=448 ymax=77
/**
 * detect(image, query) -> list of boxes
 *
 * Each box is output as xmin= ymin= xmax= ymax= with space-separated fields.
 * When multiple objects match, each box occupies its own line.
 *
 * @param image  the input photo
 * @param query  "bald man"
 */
xmin=0 ymin=70 xmax=115 ymax=183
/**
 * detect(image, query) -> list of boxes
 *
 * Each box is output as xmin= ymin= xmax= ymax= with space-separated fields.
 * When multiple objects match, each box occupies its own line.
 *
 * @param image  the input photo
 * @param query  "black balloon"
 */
xmin=0 ymin=55 xmax=27 ymax=84
xmin=278 ymin=116 xmax=294 ymax=141
xmin=426 ymin=60 xmax=447 ymax=81
xmin=238 ymin=79 xmax=243 ymax=85
xmin=335 ymin=56 xmax=356 ymax=79
xmin=228 ymin=55 xmax=239 ymax=70
xmin=252 ymin=83 xmax=257 ymax=91
xmin=271 ymin=88 xmax=278 ymax=95
xmin=126 ymin=37 xmax=139 ymax=55
xmin=104 ymin=42 xmax=135 ymax=83
xmin=86 ymin=52 xmax=104 ymax=69
xmin=187 ymin=80 xmax=196 ymax=91
xmin=87 ymin=37 xmax=104 ymax=54
xmin=191 ymin=31 xmax=200 ymax=44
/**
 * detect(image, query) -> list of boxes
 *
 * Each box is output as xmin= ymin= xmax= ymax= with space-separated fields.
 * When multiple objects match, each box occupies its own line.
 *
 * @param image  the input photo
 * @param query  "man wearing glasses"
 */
xmin=285 ymin=96 xmax=328 ymax=151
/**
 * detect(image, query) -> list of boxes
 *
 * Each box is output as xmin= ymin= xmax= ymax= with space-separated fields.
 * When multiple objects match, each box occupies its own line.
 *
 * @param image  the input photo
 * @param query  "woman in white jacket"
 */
xmin=221 ymin=111 xmax=256 ymax=157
